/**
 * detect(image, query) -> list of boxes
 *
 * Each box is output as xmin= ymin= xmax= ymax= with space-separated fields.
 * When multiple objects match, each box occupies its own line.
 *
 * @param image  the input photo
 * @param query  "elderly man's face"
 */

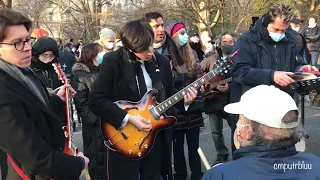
xmin=235 ymin=115 xmax=253 ymax=147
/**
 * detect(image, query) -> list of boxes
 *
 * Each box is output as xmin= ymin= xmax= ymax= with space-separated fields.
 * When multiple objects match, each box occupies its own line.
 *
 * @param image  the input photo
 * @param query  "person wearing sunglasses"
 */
xmin=31 ymin=36 xmax=63 ymax=90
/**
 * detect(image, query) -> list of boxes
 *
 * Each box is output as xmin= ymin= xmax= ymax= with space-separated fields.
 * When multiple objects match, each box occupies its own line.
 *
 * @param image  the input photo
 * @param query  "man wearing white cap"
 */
xmin=98 ymin=28 xmax=116 ymax=52
xmin=202 ymin=85 xmax=320 ymax=180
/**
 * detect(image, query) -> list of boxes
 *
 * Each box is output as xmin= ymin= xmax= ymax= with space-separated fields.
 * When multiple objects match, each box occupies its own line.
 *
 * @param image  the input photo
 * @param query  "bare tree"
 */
xmin=0 ymin=0 xmax=12 ymax=8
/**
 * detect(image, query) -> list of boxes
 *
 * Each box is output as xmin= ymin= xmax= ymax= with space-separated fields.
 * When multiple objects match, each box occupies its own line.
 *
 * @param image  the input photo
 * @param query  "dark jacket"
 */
xmin=302 ymin=26 xmax=320 ymax=52
xmin=59 ymin=47 xmax=77 ymax=79
xmin=172 ymin=62 xmax=204 ymax=130
xmin=230 ymin=17 xmax=305 ymax=103
xmin=202 ymin=145 xmax=320 ymax=180
xmin=88 ymin=48 xmax=174 ymax=179
xmin=72 ymin=63 xmax=104 ymax=180
xmin=288 ymin=29 xmax=307 ymax=57
xmin=0 ymin=69 xmax=83 ymax=180
xmin=31 ymin=66 xmax=62 ymax=90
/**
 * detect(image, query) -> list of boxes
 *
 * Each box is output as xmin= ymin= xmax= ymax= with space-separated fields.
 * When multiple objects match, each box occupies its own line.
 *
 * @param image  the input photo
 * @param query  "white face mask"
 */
xmin=292 ymin=27 xmax=300 ymax=32
xmin=104 ymin=42 xmax=114 ymax=50
xmin=309 ymin=20 xmax=317 ymax=28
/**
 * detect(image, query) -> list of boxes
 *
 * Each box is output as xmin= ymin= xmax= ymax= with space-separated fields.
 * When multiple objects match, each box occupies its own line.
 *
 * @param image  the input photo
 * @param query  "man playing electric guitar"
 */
xmin=89 ymin=20 xmax=198 ymax=180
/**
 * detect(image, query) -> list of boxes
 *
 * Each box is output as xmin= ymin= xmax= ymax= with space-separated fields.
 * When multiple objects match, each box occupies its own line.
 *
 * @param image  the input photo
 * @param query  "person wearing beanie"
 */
xmin=98 ymin=28 xmax=116 ymax=52
xmin=166 ymin=22 xmax=204 ymax=180
xmin=31 ymin=36 xmax=62 ymax=90
xmin=189 ymin=28 xmax=205 ymax=61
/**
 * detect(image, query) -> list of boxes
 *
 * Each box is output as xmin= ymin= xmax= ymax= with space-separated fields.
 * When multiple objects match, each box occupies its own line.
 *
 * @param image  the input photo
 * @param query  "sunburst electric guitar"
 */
xmin=102 ymin=49 xmax=239 ymax=160
xmin=52 ymin=63 xmax=78 ymax=156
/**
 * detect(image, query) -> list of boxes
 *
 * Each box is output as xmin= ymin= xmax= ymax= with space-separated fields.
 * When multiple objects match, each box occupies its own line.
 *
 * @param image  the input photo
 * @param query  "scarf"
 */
xmin=0 ymin=59 xmax=49 ymax=107
xmin=153 ymin=34 xmax=167 ymax=49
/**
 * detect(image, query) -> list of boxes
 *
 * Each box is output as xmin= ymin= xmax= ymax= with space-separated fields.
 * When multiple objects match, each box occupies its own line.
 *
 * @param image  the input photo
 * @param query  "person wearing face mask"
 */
xmin=98 ymin=28 xmax=116 ymax=52
xmin=71 ymin=43 xmax=106 ymax=180
xmin=202 ymin=85 xmax=320 ymax=180
xmin=302 ymin=16 xmax=320 ymax=66
xmin=230 ymin=3 xmax=318 ymax=116
xmin=230 ymin=4 xmax=319 ymax=159
xmin=189 ymin=28 xmax=205 ymax=61
xmin=200 ymin=31 xmax=236 ymax=166
xmin=31 ymin=36 xmax=63 ymax=90
xmin=288 ymin=17 xmax=306 ymax=58
xmin=165 ymin=22 xmax=204 ymax=180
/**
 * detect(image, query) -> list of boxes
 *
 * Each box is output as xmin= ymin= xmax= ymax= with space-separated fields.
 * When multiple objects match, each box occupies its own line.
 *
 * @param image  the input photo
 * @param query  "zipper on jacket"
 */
xmin=274 ymin=44 xmax=277 ymax=70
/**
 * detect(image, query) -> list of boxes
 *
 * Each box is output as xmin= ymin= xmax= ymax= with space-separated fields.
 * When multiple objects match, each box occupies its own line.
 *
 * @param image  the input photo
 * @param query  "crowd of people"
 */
xmin=0 ymin=2 xmax=320 ymax=180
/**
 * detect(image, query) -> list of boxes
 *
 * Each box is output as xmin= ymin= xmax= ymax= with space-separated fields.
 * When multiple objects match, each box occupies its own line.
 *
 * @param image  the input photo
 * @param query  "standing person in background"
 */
xmin=189 ymin=28 xmax=205 ymax=62
xmin=31 ymin=36 xmax=62 ymax=90
xmin=56 ymin=38 xmax=77 ymax=79
xmin=302 ymin=16 xmax=320 ymax=66
xmin=200 ymin=31 xmax=236 ymax=166
xmin=144 ymin=12 xmax=185 ymax=68
xmin=72 ymin=43 xmax=106 ymax=180
xmin=165 ymin=22 xmax=204 ymax=180
xmin=98 ymin=28 xmax=116 ymax=53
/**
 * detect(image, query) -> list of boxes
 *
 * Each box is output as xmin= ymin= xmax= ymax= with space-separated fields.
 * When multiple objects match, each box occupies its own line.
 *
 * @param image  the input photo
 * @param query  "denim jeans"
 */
xmin=208 ymin=112 xmax=234 ymax=157
xmin=311 ymin=51 xmax=320 ymax=66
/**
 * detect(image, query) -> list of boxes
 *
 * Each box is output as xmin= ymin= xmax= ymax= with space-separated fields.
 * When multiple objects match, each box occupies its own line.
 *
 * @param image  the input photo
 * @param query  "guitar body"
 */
xmin=101 ymin=89 xmax=176 ymax=160
xmin=63 ymin=126 xmax=78 ymax=156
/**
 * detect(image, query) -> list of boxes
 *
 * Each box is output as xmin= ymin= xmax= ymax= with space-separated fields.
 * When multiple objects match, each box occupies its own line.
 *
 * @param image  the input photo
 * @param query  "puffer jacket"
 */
xmin=71 ymin=63 xmax=105 ymax=180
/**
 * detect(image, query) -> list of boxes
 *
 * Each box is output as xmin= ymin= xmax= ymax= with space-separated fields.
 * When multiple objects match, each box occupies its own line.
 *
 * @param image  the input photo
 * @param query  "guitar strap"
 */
xmin=6 ymin=153 xmax=29 ymax=180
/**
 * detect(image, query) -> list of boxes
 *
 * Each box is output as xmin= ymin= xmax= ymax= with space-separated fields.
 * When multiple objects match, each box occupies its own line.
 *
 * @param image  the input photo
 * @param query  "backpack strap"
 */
xmin=6 ymin=153 xmax=29 ymax=180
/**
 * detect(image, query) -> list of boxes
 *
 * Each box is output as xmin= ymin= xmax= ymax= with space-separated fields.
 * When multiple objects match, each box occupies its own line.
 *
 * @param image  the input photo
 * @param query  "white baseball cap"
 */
xmin=225 ymin=85 xmax=299 ymax=128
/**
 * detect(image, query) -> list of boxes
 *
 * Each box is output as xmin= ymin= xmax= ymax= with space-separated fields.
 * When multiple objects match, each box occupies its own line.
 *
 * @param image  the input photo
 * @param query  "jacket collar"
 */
xmin=234 ymin=145 xmax=298 ymax=160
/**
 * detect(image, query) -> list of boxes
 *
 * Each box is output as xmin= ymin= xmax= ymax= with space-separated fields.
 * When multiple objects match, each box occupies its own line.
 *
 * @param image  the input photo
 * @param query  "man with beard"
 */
xmin=200 ymin=31 xmax=236 ymax=166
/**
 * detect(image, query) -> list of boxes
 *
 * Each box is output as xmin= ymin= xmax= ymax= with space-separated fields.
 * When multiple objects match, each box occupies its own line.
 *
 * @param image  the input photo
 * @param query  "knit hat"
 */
xmin=165 ymin=23 xmax=186 ymax=36
xmin=32 ymin=36 xmax=59 ymax=57
xmin=189 ymin=28 xmax=199 ymax=37
xmin=99 ymin=28 xmax=115 ymax=39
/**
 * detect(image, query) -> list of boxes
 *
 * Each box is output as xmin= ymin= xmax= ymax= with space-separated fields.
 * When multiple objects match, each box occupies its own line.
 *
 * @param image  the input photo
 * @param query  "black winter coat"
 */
xmin=0 ymin=69 xmax=83 ymax=180
xmin=302 ymin=26 xmax=320 ymax=52
xmin=31 ymin=67 xmax=63 ymax=90
xmin=88 ymin=48 xmax=174 ymax=179
xmin=230 ymin=16 xmax=306 ymax=103
xmin=72 ymin=63 xmax=105 ymax=180
xmin=172 ymin=62 xmax=204 ymax=130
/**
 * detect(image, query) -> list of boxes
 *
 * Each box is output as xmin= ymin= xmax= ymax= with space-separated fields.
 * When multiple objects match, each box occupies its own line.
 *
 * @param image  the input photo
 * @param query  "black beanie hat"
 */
xmin=32 ymin=36 xmax=59 ymax=57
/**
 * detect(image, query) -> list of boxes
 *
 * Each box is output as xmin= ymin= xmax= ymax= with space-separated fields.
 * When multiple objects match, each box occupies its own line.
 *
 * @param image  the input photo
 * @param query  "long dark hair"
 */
xmin=78 ymin=43 xmax=102 ymax=69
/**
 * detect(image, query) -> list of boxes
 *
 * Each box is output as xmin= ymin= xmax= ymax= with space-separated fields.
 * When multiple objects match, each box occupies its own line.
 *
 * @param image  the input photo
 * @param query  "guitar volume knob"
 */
xmin=138 ymin=152 xmax=142 ymax=157
xmin=144 ymin=144 xmax=148 ymax=149
xmin=128 ymin=150 xmax=132 ymax=155
xmin=135 ymin=142 xmax=139 ymax=146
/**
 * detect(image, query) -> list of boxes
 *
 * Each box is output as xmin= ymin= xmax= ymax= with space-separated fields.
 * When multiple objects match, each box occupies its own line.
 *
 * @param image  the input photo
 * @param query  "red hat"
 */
xmin=171 ymin=23 xmax=186 ymax=36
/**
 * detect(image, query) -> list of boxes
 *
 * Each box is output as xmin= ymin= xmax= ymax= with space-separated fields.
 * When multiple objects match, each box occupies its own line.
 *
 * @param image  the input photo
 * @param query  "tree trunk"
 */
xmin=2 ymin=0 xmax=12 ymax=8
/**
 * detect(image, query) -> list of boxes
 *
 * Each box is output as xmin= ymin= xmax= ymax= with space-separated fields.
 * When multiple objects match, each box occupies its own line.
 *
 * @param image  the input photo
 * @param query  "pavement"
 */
xmin=73 ymin=101 xmax=320 ymax=180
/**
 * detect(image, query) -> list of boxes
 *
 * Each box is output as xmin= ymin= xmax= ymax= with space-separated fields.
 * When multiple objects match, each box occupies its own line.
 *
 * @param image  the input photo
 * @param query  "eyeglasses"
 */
xmin=0 ymin=37 xmax=36 ymax=51
xmin=236 ymin=123 xmax=249 ymax=132
xmin=39 ymin=53 xmax=56 ymax=61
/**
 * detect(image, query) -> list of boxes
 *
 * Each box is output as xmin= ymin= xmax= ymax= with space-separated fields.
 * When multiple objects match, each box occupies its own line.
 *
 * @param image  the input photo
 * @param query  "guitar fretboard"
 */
xmin=155 ymin=70 xmax=217 ymax=114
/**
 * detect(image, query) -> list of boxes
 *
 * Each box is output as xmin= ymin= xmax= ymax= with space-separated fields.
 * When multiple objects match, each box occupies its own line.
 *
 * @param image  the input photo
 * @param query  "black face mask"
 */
xmin=221 ymin=45 xmax=233 ymax=55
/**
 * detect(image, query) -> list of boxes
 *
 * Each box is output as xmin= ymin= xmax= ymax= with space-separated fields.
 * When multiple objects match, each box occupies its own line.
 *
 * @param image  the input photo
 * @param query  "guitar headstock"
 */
xmin=52 ymin=63 xmax=67 ymax=84
xmin=212 ymin=49 xmax=239 ymax=76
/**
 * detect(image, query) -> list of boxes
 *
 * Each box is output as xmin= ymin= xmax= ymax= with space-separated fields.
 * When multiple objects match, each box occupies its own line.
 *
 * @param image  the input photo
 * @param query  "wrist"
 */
xmin=79 ymin=156 xmax=85 ymax=170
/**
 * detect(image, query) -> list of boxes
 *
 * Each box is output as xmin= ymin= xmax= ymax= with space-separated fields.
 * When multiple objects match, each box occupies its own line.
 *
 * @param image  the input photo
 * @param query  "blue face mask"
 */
xmin=97 ymin=52 xmax=106 ymax=64
xmin=178 ymin=33 xmax=189 ymax=46
xmin=269 ymin=32 xmax=285 ymax=42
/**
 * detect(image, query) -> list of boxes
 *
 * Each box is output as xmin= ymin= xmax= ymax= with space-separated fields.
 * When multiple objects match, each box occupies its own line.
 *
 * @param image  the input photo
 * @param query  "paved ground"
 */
xmin=74 ymin=101 xmax=320 ymax=180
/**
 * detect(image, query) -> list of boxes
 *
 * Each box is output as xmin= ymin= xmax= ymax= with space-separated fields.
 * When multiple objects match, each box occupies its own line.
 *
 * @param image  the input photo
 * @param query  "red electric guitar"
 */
xmin=52 ymin=63 xmax=78 ymax=156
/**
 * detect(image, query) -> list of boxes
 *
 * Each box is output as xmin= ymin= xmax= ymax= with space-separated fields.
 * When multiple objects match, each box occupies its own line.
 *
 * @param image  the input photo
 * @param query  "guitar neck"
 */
xmin=210 ymin=77 xmax=232 ymax=88
xmin=155 ymin=71 xmax=217 ymax=114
